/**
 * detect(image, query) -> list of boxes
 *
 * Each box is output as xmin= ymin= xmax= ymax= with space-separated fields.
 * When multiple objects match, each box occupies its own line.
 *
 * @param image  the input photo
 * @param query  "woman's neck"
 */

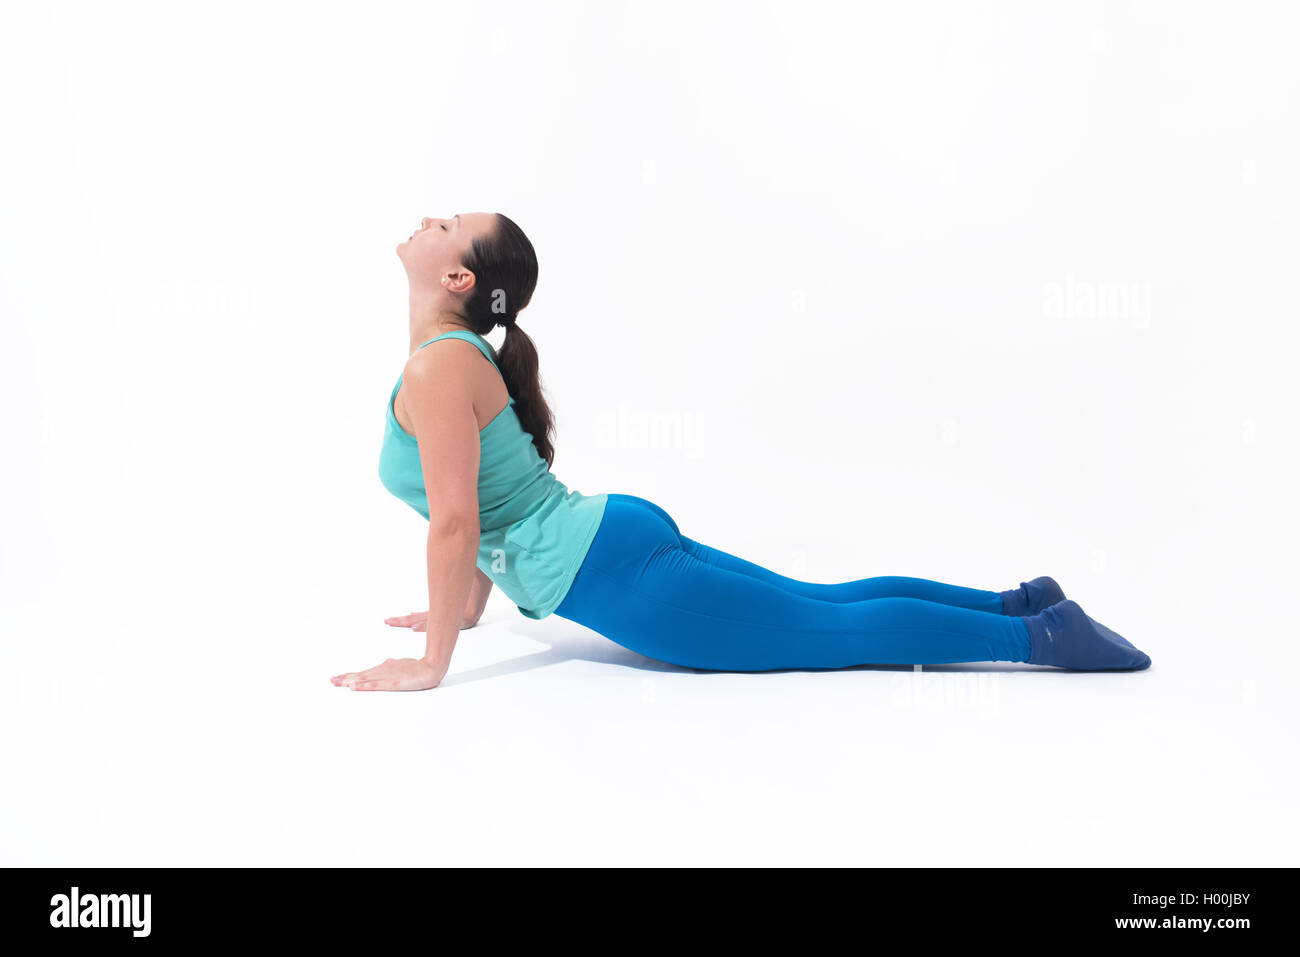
xmin=408 ymin=288 xmax=472 ymax=355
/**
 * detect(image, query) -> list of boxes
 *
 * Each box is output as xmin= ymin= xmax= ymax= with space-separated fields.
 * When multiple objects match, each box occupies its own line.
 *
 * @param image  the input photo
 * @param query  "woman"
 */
xmin=331 ymin=212 xmax=1152 ymax=692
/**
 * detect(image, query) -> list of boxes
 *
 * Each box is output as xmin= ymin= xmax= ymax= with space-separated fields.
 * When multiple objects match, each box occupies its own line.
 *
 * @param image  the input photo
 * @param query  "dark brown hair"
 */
xmin=457 ymin=213 xmax=554 ymax=467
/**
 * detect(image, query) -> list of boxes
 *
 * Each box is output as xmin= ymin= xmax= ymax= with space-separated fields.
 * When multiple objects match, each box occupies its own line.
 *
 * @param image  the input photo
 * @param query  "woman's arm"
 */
xmin=462 ymin=567 xmax=492 ymax=629
xmin=331 ymin=340 xmax=482 ymax=692
xmin=383 ymin=567 xmax=491 ymax=632
xmin=407 ymin=342 xmax=482 ymax=679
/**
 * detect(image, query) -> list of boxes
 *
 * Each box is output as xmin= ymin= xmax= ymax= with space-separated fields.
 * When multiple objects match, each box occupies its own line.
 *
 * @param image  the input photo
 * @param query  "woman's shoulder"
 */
xmin=404 ymin=334 xmax=492 ymax=382
xmin=401 ymin=333 xmax=508 ymax=429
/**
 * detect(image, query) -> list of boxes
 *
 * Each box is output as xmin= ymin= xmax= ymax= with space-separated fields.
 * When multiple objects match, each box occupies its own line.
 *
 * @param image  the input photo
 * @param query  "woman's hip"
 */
xmin=554 ymin=493 xmax=681 ymax=619
xmin=585 ymin=494 xmax=683 ymax=568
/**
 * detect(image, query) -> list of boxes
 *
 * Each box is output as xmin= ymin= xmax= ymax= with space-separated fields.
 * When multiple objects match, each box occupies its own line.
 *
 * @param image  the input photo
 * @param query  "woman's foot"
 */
xmin=1000 ymin=575 xmax=1066 ymax=616
xmin=1086 ymin=613 xmax=1138 ymax=651
xmin=1023 ymin=599 xmax=1151 ymax=671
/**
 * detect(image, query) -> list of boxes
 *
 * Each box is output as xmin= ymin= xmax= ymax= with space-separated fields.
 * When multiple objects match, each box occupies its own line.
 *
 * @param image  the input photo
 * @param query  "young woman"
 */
xmin=330 ymin=212 xmax=1152 ymax=692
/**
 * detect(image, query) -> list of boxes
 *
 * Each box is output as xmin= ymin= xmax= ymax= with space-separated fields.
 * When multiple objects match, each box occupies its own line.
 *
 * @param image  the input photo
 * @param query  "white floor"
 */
xmin=3 ymin=565 xmax=1293 ymax=867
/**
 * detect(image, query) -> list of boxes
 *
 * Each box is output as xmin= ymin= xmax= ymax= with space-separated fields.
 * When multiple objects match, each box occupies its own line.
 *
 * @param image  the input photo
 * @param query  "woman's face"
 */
xmin=396 ymin=211 xmax=497 ymax=291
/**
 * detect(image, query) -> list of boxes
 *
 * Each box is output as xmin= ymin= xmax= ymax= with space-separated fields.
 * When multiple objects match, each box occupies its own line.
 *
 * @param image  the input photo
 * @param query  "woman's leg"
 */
xmin=682 ymin=536 xmax=1006 ymax=612
xmin=555 ymin=495 xmax=1031 ymax=671
xmin=607 ymin=493 xmax=1005 ymax=613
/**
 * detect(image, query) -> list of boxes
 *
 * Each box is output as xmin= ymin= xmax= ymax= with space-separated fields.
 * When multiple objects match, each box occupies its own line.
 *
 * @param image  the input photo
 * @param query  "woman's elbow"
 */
xmin=427 ymin=510 xmax=479 ymax=542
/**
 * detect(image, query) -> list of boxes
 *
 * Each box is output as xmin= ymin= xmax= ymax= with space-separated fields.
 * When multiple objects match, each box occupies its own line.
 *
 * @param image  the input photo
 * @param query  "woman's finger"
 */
xmin=334 ymin=668 xmax=375 ymax=685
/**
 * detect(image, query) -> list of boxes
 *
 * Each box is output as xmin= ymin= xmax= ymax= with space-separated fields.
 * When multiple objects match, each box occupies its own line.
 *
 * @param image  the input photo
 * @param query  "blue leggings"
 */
xmin=553 ymin=494 xmax=1032 ymax=671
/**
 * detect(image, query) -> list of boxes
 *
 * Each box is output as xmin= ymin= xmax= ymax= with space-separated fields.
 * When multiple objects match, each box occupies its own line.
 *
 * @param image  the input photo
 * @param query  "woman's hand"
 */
xmin=331 ymin=656 xmax=446 ymax=692
xmin=385 ymin=611 xmax=430 ymax=631
xmin=386 ymin=609 xmax=481 ymax=631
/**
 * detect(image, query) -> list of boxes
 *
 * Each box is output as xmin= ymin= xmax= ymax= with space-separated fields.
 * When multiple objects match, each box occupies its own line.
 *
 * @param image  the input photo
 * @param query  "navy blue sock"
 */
xmin=1022 ymin=599 xmax=1151 ymax=670
xmin=1086 ymin=613 xmax=1138 ymax=651
xmin=1000 ymin=576 xmax=1066 ymax=616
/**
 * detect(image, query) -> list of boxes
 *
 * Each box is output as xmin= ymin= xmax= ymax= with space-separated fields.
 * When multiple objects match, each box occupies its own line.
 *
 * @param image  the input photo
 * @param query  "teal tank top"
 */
xmin=377 ymin=330 xmax=608 ymax=619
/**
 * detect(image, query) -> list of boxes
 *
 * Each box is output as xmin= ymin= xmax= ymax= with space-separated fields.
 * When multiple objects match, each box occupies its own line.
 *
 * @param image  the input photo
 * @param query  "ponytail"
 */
xmin=458 ymin=213 xmax=555 ymax=468
xmin=497 ymin=322 xmax=555 ymax=468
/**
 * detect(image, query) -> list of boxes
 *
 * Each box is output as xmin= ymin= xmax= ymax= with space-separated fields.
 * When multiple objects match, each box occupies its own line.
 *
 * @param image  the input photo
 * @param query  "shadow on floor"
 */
xmin=437 ymin=615 xmax=1037 ymax=688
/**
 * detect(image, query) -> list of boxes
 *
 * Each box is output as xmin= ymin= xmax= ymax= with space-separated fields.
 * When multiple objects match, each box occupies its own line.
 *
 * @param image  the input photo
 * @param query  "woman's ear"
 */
xmin=441 ymin=267 xmax=477 ymax=294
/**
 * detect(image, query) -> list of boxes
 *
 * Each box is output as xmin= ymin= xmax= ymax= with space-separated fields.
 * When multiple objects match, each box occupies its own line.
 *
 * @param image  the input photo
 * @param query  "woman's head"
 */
xmin=397 ymin=211 xmax=554 ymax=467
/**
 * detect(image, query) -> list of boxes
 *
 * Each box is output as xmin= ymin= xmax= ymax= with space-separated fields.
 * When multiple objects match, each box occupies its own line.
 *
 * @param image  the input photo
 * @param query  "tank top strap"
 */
xmin=415 ymin=330 xmax=500 ymax=371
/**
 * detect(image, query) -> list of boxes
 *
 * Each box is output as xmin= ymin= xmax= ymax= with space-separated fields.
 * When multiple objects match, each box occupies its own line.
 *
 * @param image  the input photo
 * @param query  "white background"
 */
xmin=2 ymin=0 xmax=1296 ymax=865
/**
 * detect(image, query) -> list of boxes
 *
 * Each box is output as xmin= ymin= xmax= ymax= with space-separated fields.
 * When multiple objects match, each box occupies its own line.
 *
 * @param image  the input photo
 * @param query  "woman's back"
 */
xmin=378 ymin=329 xmax=608 ymax=619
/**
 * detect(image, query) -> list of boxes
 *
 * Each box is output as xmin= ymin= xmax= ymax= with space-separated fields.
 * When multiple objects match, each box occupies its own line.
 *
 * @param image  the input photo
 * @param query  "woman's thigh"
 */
xmin=556 ymin=495 xmax=1028 ymax=671
xmin=603 ymin=493 xmax=1004 ymax=613
xmin=680 ymin=535 xmax=1003 ymax=612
